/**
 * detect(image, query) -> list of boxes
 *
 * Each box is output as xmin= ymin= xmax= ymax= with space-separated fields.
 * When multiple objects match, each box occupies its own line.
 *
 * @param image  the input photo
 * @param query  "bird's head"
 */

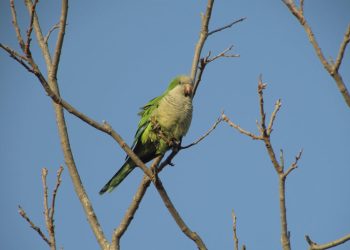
xmin=167 ymin=75 xmax=193 ymax=97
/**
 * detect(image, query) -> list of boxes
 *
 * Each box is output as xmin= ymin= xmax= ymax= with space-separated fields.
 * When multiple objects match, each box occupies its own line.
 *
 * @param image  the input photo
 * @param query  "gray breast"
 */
xmin=155 ymin=89 xmax=193 ymax=139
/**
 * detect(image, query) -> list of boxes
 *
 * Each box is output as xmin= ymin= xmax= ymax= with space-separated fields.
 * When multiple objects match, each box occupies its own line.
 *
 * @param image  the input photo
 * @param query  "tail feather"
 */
xmin=99 ymin=162 xmax=135 ymax=195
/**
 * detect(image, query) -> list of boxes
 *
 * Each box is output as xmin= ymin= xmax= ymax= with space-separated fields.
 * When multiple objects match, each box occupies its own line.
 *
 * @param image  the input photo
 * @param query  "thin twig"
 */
xmin=51 ymin=0 xmax=68 ymax=78
xmin=222 ymin=113 xmax=262 ymax=140
xmin=24 ymin=0 xmax=39 ymax=56
xmin=10 ymin=0 xmax=25 ymax=50
xmin=181 ymin=116 xmax=223 ymax=149
xmin=192 ymin=45 xmax=239 ymax=97
xmin=206 ymin=45 xmax=240 ymax=63
xmin=42 ymin=168 xmax=51 ymax=242
xmin=0 ymin=44 xmax=33 ymax=72
xmin=334 ymin=24 xmax=350 ymax=73
xmin=284 ymin=150 xmax=303 ymax=178
xmin=18 ymin=205 xmax=51 ymax=246
xmin=208 ymin=17 xmax=246 ymax=36
xmin=44 ymin=23 xmax=60 ymax=44
xmin=190 ymin=0 xmax=214 ymax=88
xmin=267 ymin=99 xmax=282 ymax=136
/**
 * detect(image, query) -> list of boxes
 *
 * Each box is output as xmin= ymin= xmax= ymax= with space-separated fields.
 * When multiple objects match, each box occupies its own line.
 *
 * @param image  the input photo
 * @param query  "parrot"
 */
xmin=99 ymin=75 xmax=193 ymax=194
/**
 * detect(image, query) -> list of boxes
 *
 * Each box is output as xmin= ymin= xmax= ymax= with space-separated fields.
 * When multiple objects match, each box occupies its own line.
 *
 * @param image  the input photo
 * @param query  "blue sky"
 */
xmin=1 ymin=1 xmax=349 ymax=250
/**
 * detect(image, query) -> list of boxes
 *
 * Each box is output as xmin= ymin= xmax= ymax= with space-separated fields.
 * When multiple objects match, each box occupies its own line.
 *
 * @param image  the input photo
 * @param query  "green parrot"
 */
xmin=99 ymin=75 xmax=193 ymax=194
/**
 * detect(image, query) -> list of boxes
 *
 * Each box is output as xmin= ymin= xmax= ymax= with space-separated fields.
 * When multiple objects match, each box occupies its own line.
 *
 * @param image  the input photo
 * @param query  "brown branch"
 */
xmin=181 ymin=116 xmax=223 ymax=149
xmin=282 ymin=0 xmax=350 ymax=108
xmin=44 ymin=23 xmax=60 ymax=44
xmin=18 ymin=205 xmax=51 ymax=247
xmin=111 ymin=156 xmax=163 ymax=250
xmin=22 ymin=0 xmax=109 ymax=248
xmin=208 ymin=17 xmax=246 ymax=36
xmin=223 ymin=78 xmax=306 ymax=250
xmin=51 ymin=0 xmax=68 ymax=78
xmin=267 ymin=99 xmax=282 ymax=136
xmin=153 ymin=174 xmax=207 ymax=250
xmin=192 ymin=45 xmax=239 ymax=98
xmin=10 ymin=0 xmax=25 ymax=51
xmin=334 ymin=24 xmax=350 ymax=73
xmin=232 ymin=209 xmax=239 ymax=250
xmin=0 ymin=44 xmax=33 ymax=72
xmin=206 ymin=45 xmax=240 ymax=63
xmin=190 ymin=0 xmax=214 ymax=82
xmin=222 ymin=113 xmax=262 ymax=140
xmin=284 ymin=150 xmax=303 ymax=178
xmin=306 ymin=233 xmax=350 ymax=250
xmin=18 ymin=167 xmax=64 ymax=249
xmin=41 ymin=168 xmax=52 ymax=247
xmin=24 ymin=0 xmax=38 ymax=56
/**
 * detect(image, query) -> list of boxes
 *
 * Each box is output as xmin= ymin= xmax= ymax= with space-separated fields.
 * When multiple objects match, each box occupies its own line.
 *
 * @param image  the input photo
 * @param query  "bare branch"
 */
xmin=299 ymin=0 xmax=304 ymax=16
xmin=306 ymin=233 xmax=350 ymax=250
xmin=232 ymin=209 xmax=239 ymax=250
xmin=10 ymin=0 xmax=25 ymax=51
xmin=284 ymin=149 xmax=303 ymax=178
xmin=41 ymin=168 xmax=51 ymax=245
xmin=282 ymin=0 xmax=350 ymax=107
xmin=18 ymin=205 xmax=51 ymax=247
xmin=222 ymin=113 xmax=262 ymax=140
xmin=51 ymin=0 xmax=68 ymax=78
xmin=111 ymin=157 xmax=163 ymax=250
xmin=190 ymin=0 xmax=214 ymax=82
xmin=208 ymin=17 xmax=246 ymax=36
xmin=181 ymin=116 xmax=223 ymax=149
xmin=22 ymin=1 xmax=109 ymax=248
xmin=44 ymin=23 xmax=60 ymax=44
xmin=206 ymin=45 xmax=240 ymax=63
xmin=0 ymin=43 xmax=32 ymax=72
xmin=192 ymin=45 xmax=238 ymax=98
xmin=154 ymin=174 xmax=207 ymax=250
xmin=334 ymin=24 xmax=350 ymax=73
xmin=267 ymin=99 xmax=282 ymax=136
xmin=257 ymin=76 xmax=267 ymax=134
xmin=24 ymin=0 xmax=39 ymax=56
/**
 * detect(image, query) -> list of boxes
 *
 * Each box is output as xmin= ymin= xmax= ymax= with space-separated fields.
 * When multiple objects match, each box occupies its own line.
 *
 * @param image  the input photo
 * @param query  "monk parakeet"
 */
xmin=99 ymin=75 xmax=193 ymax=194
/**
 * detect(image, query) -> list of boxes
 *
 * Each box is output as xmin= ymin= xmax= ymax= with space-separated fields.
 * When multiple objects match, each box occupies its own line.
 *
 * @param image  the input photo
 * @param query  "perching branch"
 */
xmin=111 ymin=114 xmax=222 ymax=250
xmin=18 ymin=167 xmax=64 ymax=250
xmin=223 ymin=77 xmax=303 ymax=250
xmin=282 ymin=0 xmax=350 ymax=108
xmin=111 ymin=156 xmax=163 ymax=250
xmin=306 ymin=233 xmax=350 ymax=250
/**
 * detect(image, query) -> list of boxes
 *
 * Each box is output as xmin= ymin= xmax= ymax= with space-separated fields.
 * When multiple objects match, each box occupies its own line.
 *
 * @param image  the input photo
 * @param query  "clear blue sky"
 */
xmin=1 ymin=1 xmax=349 ymax=250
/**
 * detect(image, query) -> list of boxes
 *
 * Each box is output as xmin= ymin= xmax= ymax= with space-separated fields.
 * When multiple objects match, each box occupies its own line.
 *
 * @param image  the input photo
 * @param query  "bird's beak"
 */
xmin=184 ymin=84 xmax=193 ymax=97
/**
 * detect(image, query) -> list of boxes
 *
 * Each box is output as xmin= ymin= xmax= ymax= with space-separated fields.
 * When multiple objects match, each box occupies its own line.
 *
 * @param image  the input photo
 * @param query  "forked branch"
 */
xmin=18 ymin=167 xmax=64 ymax=250
xmin=223 ymin=77 xmax=303 ymax=250
xmin=282 ymin=0 xmax=350 ymax=107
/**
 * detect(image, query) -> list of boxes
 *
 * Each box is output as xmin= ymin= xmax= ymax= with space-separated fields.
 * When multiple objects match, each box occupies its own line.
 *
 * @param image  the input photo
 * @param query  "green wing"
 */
xmin=130 ymin=95 xmax=163 ymax=150
xmin=130 ymin=76 xmax=181 ymax=152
